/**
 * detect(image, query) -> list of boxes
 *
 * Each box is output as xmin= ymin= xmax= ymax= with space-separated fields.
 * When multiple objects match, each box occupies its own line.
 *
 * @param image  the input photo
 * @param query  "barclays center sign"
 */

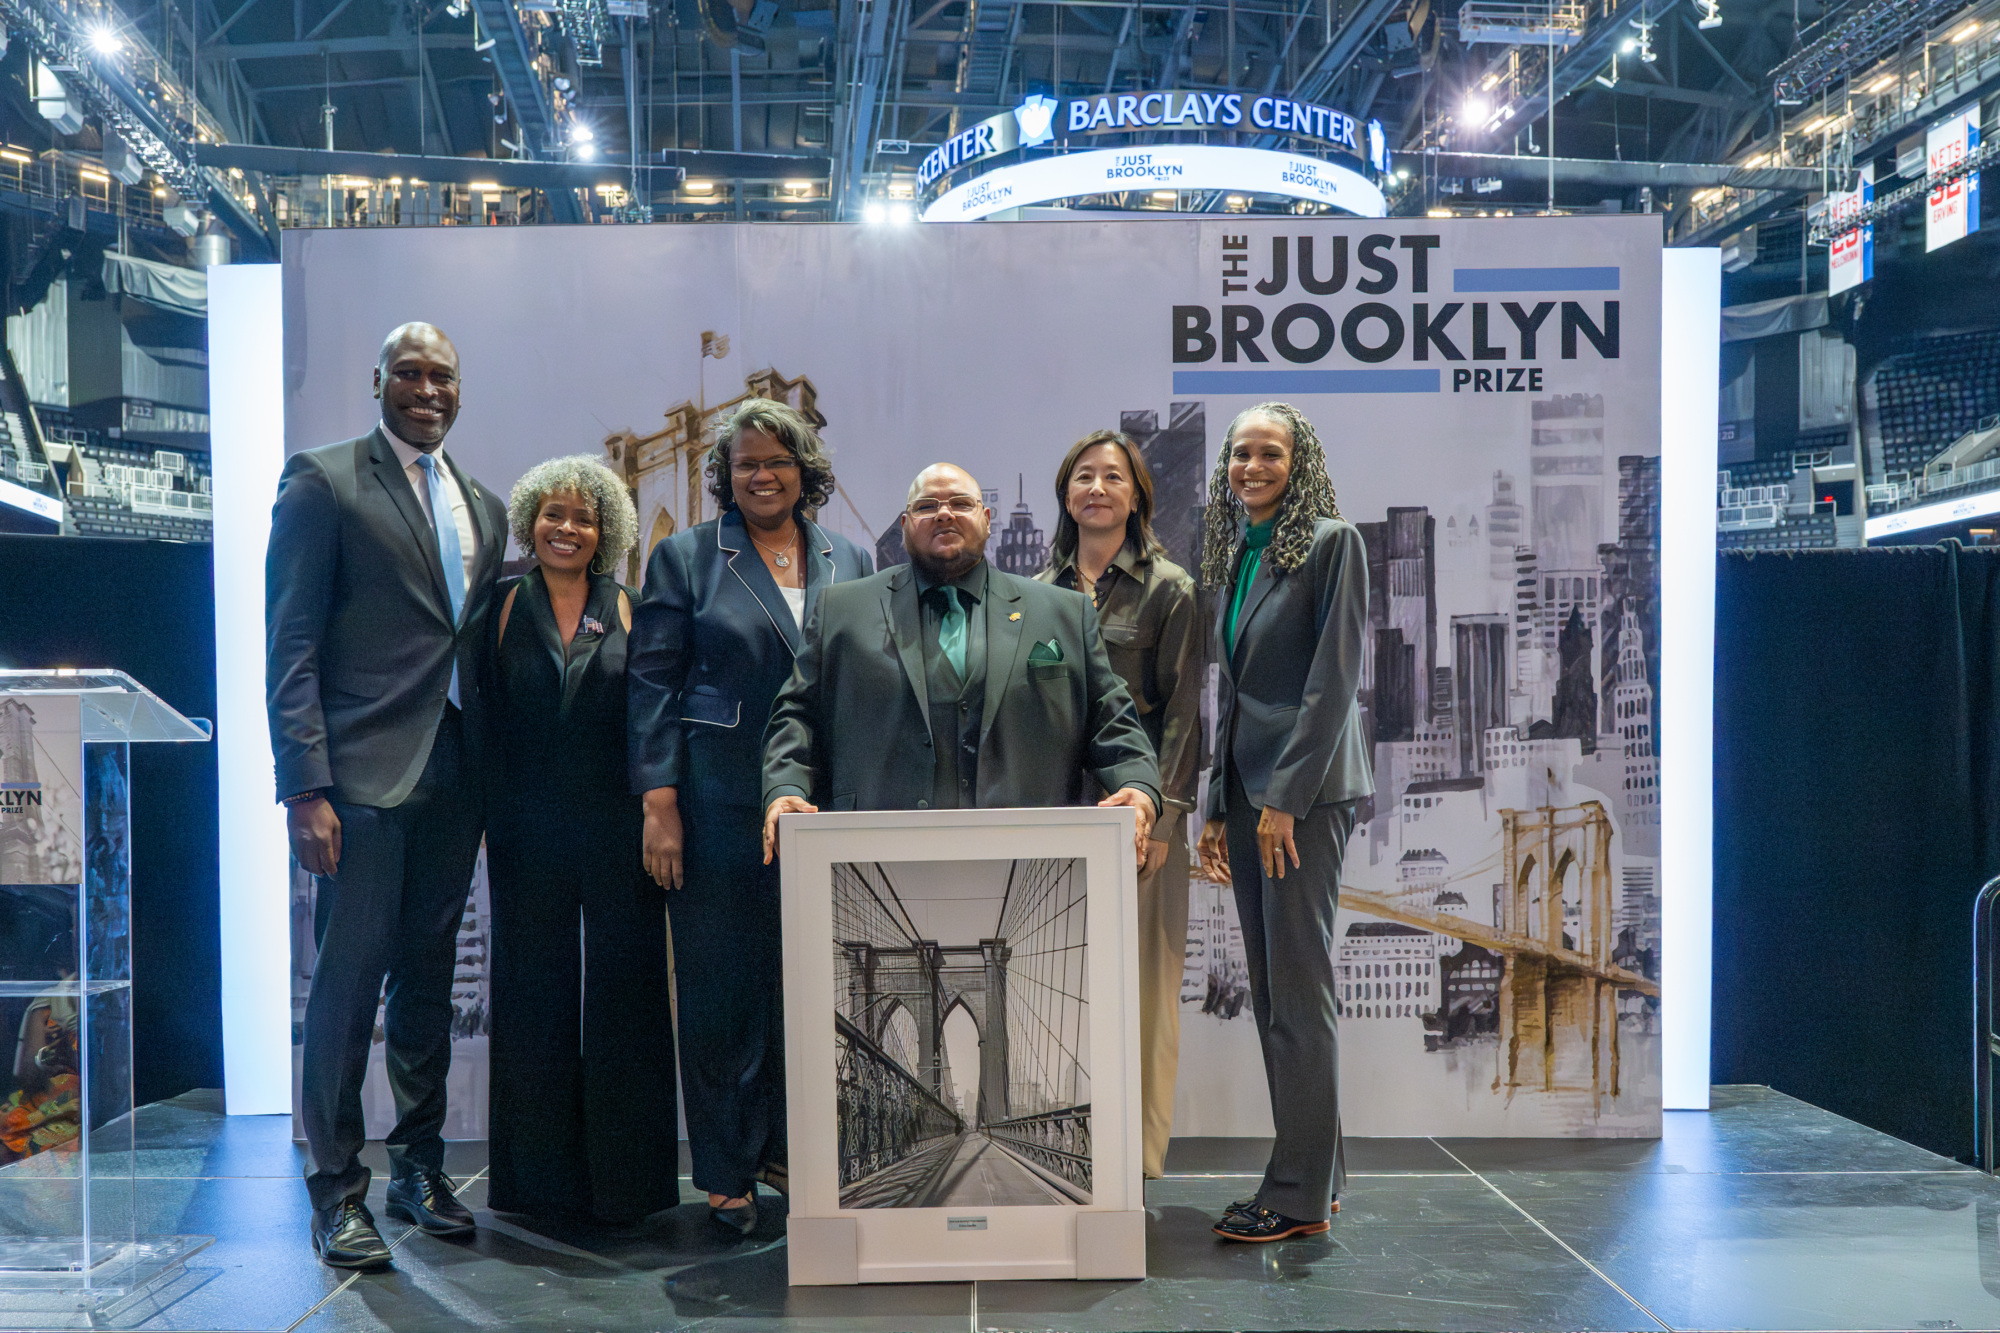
xmin=915 ymin=88 xmax=1386 ymax=195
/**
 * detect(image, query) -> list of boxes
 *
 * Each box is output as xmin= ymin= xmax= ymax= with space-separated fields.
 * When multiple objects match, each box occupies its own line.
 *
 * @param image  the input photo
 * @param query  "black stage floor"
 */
xmin=38 ymin=1084 xmax=2000 ymax=1333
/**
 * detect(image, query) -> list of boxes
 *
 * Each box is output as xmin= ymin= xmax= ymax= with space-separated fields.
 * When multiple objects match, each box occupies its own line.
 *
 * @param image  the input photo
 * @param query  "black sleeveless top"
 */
xmin=490 ymin=568 xmax=635 ymax=816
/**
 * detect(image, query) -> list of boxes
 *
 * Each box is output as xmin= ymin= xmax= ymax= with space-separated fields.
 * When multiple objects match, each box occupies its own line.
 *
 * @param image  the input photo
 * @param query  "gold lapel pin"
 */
xmin=1009 ymin=612 xmax=1022 ymax=621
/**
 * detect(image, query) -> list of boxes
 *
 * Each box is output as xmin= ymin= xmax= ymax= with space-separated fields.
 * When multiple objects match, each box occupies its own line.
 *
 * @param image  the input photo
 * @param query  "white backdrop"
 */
xmin=246 ymin=215 xmax=1698 ymax=1138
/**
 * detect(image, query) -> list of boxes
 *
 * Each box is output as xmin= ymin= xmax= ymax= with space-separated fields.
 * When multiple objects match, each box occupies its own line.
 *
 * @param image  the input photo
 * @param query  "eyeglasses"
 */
xmin=907 ymin=496 xmax=983 ymax=519
xmin=730 ymin=456 xmax=800 ymax=477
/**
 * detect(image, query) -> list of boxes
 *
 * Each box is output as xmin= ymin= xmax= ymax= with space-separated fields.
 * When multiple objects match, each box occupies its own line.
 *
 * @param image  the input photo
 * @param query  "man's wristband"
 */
xmin=280 ymin=789 xmax=327 ymax=808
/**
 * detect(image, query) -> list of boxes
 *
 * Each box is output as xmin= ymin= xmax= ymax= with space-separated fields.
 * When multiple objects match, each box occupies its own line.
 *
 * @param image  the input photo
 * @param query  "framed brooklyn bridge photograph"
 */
xmin=776 ymin=808 xmax=1145 ymax=1285
xmin=832 ymin=857 xmax=1090 ymax=1210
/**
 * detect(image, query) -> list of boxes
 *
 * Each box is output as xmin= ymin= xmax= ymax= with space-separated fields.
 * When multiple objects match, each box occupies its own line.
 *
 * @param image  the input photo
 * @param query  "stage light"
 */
xmin=88 ymin=25 xmax=121 ymax=55
xmin=1394 ymin=167 xmax=1410 ymax=180
xmin=1461 ymin=94 xmax=1488 ymax=121
xmin=1660 ymin=246 xmax=1721 ymax=1112
xmin=572 ymin=124 xmax=595 ymax=142
xmin=888 ymin=202 xmax=913 ymax=223
xmin=1866 ymin=73 xmax=1897 ymax=92
xmin=1955 ymin=19 xmax=1981 ymax=41
xmin=864 ymin=201 xmax=887 ymax=223
xmin=577 ymin=143 xmax=597 ymax=160
xmin=1620 ymin=37 xmax=1637 ymax=52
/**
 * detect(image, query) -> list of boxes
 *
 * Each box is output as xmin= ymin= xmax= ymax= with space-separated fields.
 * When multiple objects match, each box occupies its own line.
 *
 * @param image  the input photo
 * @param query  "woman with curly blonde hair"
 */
xmin=1193 ymin=402 xmax=1373 ymax=1244
xmin=483 ymin=453 xmax=678 ymax=1227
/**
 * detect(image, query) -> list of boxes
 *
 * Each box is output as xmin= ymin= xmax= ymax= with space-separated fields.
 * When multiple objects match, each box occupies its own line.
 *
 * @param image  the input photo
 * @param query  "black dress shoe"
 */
xmin=1225 ymin=1195 xmax=1339 ymax=1219
xmin=312 ymin=1199 xmax=393 ymax=1269
xmin=386 ymin=1168 xmax=476 ymax=1236
xmin=709 ymin=1196 xmax=757 ymax=1236
xmin=1212 ymin=1204 xmax=1332 ymax=1242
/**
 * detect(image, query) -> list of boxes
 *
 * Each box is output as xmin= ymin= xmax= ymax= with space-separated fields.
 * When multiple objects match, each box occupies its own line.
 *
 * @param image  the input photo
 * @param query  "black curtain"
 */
xmin=0 ymin=535 xmax=219 ymax=1105
xmin=1715 ymin=545 xmax=2000 ymax=1160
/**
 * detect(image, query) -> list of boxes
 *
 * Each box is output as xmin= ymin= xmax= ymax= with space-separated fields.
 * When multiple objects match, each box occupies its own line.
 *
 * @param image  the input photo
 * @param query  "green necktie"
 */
xmin=939 ymin=587 xmax=969 ymax=679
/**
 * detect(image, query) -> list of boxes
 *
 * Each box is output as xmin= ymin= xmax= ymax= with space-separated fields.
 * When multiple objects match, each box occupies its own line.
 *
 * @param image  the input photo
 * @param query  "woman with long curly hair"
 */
xmin=1193 ymin=401 xmax=1372 ymax=1243
xmin=626 ymin=398 xmax=873 ymax=1236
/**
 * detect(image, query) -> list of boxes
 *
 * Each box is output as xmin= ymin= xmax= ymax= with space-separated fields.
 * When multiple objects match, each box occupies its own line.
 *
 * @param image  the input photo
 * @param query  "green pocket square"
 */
xmin=1027 ymin=638 xmax=1064 ymax=666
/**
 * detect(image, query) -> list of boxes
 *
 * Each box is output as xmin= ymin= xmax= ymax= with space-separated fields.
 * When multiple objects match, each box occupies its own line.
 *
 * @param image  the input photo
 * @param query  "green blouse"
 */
xmin=1224 ymin=519 xmax=1275 ymax=656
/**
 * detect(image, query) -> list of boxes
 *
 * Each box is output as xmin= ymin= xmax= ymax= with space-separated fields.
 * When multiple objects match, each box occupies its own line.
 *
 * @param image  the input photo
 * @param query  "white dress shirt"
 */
xmin=384 ymin=426 xmax=477 ymax=610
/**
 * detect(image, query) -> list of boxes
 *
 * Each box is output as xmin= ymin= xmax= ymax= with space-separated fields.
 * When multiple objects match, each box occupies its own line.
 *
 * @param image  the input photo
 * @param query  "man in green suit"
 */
xmin=762 ymin=463 xmax=1160 ymax=862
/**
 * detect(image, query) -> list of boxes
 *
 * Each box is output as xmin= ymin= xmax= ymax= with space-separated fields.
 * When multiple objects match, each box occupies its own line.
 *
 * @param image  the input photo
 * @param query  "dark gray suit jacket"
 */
xmin=762 ymin=561 xmax=1162 ymax=812
xmin=1208 ymin=517 xmax=1373 ymax=821
xmin=266 ymin=426 xmax=507 ymax=808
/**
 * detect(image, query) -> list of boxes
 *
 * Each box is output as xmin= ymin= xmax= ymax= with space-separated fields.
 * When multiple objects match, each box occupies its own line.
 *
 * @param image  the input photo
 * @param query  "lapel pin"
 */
xmin=1009 ymin=612 xmax=1021 ymax=621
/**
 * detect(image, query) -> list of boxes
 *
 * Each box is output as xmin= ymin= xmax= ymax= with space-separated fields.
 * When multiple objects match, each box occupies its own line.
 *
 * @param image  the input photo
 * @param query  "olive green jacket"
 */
xmin=1036 ymin=543 xmax=1201 ymax=833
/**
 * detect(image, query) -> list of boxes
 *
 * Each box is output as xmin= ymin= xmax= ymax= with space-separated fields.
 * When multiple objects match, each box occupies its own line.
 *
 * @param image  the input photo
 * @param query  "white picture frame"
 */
xmin=778 ymin=806 xmax=1145 ymax=1284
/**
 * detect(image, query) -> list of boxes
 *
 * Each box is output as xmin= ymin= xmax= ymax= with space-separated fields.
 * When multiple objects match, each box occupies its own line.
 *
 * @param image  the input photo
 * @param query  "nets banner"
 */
xmin=282 ymin=215 xmax=1663 ymax=1138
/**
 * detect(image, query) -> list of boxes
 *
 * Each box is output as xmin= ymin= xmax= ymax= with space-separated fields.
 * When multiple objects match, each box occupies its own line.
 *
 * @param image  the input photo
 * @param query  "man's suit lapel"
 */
xmin=884 ymin=568 xmax=933 ymax=743
xmin=366 ymin=427 xmax=451 ymax=618
xmin=441 ymin=448 xmax=500 ymax=610
xmin=980 ymin=571 xmax=1028 ymax=743
xmin=720 ymin=511 xmax=801 ymax=653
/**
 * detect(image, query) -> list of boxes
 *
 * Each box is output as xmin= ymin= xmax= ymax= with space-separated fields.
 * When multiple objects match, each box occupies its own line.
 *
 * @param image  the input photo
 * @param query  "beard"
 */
xmin=909 ymin=539 xmax=983 ymax=583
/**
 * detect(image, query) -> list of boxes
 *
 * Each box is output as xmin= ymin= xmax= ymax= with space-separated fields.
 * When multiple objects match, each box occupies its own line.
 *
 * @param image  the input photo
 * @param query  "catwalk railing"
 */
xmin=985 ymin=1104 xmax=1092 ymax=1196
xmin=834 ymin=1012 xmax=962 ymax=1188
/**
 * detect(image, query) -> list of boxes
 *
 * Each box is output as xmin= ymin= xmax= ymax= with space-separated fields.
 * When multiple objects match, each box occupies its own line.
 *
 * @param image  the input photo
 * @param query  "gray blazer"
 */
xmin=762 ymin=561 xmax=1162 ymax=812
xmin=266 ymin=426 xmax=507 ymax=807
xmin=1207 ymin=517 xmax=1373 ymax=820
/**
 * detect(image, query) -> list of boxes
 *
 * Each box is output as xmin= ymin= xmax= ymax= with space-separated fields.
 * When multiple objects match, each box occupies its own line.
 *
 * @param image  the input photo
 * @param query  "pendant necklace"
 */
xmin=748 ymin=525 xmax=796 ymax=569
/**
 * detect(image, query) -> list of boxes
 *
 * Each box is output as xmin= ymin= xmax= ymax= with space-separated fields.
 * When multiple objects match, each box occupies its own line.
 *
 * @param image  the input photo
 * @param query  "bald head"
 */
xmin=901 ymin=461 xmax=991 ymax=581
xmin=372 ymin=323 xmax=461 ymax=450
xmin=906 ymin=462 xmax=982 ymax=506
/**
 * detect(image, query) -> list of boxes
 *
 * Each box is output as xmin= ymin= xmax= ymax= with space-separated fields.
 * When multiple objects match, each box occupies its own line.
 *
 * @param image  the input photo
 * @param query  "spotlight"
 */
xmin=1462 ymin=94 xmax=1488 ymax=121
xmin=1620 ymin=37 xmax=1637 ymax=52
xmin=863 ymin=202 xmax=887 ymax=223
xmin=572 ymin=123 xmax=595 ymax=142
xmin=577 ymin=143 xmax=597 ymax=159
xmin=888 ymin=203 xmax=913 ymax=223
xmin=87 ymin=25 xmax=121 ymax=55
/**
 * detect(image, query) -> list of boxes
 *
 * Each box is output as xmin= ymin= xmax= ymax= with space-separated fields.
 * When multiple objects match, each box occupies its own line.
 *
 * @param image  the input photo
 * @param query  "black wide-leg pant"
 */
xmin=1224 ymin=768 xmax=1358 ymax=1222
xmin=671 ymin=803 xmax=786 ymax=1201
xmin=486 ymin=804 xmax=678 ymax=1224
xmin=303 ymin=707 xmax=483 ymax=1214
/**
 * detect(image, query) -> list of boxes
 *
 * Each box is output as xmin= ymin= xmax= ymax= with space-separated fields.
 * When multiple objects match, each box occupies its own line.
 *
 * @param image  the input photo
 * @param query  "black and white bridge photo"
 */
xmin=832 ymin=858 xmax=1091 ymax=1209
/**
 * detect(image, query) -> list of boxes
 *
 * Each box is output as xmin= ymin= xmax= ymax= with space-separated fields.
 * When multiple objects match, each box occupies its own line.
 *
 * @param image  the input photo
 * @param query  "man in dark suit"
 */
xmin=267 ymin=323 xmax=506 ymax=1268
xmin=762 ymin=462 xmax=1161 ymax=859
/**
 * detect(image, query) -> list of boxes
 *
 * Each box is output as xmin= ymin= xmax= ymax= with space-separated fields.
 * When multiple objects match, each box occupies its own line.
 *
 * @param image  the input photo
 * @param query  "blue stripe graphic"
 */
xmin=1453 ymin=266 xmax=1620 ymax=292
xmin=1171 ymin=369 xmax=1440 ymax=394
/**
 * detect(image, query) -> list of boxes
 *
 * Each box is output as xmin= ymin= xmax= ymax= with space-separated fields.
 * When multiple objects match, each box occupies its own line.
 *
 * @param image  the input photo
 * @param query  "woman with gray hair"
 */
xmin=483 ymin=454 xmax=677 ymax=1226
xmin=628 ymin=397 xmax=872 ymax=1236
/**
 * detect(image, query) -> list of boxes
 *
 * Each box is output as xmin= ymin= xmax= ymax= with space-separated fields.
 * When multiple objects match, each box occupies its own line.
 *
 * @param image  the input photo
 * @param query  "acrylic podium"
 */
xmin=0 ymin=670 xmax=212 ymax=1315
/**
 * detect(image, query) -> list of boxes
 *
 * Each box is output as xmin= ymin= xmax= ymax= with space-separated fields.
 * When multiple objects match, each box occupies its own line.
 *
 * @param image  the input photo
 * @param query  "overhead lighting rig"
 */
xmin=1773 ymin=0 xmax=1968 ymax=105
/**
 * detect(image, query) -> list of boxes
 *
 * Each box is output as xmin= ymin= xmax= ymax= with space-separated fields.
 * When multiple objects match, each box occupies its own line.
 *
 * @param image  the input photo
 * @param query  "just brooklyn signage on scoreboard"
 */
xmin=915 ymin=87 xmax=1385 ymax=195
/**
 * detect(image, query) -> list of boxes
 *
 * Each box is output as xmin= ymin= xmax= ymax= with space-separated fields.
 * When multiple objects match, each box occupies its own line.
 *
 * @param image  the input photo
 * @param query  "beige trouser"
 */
xmin=1138 ymin=827 xmax=1192 ymax=1178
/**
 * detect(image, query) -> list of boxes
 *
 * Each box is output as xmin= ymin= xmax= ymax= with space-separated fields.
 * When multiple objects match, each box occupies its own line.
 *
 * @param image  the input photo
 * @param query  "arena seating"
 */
xmin=1872 ymin=329 xmax=2000 ymax=480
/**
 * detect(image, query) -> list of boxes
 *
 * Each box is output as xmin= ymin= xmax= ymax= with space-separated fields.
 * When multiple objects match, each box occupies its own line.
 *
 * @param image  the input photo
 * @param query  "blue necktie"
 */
xmin=417 ymin=453 xmax=467 ymax=706
xmin=939 ymin=587 xmax=968 ymax=680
